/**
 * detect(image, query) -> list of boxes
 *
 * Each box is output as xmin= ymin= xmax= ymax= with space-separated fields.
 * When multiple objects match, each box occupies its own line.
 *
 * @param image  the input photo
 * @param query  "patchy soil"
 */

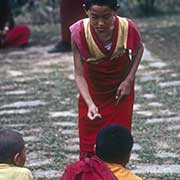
xmin=135 ymin=14 xmax=180 ymax=112
xmin=136 ymin=14 xmax=180 ymax=68
xmin=0 ymin=14 xmax=179 ymax=180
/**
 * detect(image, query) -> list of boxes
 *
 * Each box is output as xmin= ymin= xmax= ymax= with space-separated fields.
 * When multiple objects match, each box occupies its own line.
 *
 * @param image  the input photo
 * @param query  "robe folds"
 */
xmin=60 ymin=156 xmax=117 ymax=180
xmin=1 ymin=25 xmax=30 ymax=48
xmin=0 ymin=0 xmax=30 ymax=49
xmin=70 ymin=16 xmax=141 ymax=153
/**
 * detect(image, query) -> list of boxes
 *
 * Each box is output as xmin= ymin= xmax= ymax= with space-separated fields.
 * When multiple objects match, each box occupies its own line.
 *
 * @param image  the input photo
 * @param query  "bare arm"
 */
xmin=116 ymin=43 xmax=144 ymax=102
xmin=72 ymin=38 xmax=102 ymax=120
xmin=126 ymin=43 xmax=144 ymax=83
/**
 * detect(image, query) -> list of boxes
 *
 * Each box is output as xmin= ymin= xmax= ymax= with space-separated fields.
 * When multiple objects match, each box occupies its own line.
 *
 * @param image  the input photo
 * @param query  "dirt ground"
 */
xmin=137 ymin=14 xmax=180 ymax=68
xmin=135 ymin=14 xmax=180 ymax=111
xmin=0 ymin=14 xmax=180 ymax=180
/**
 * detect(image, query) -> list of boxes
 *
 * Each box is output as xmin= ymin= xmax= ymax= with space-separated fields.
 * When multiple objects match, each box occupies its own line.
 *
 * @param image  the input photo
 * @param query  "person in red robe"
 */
xmin=60 ymin=124 xmax=142 ymax=180
xmin=70 ymin=0 xmax=144 ymax=159
xmin=0 ymin=0 xmax=30 ymax=49
xmin=48 ymin=0 xmax=86 ymax=53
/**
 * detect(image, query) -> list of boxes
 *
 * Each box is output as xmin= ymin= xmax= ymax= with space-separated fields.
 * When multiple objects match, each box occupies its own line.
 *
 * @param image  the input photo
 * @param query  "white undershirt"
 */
xmin=104 ymin=42 xmax=112 ymax=51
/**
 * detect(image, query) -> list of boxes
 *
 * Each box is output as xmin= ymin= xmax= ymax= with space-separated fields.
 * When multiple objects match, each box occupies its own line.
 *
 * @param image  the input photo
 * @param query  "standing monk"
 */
xmin=48 ymin=0 xmax=86 ymax=53
xmin=70 ymin=0 xmax=144 ymax=159
xmin=0 ymin=0 xmax=30 ymax=49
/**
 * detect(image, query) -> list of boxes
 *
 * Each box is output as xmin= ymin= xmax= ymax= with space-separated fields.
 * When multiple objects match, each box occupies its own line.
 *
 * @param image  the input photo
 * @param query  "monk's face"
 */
xmin=85 ymin=5 xmax=115 ymax=35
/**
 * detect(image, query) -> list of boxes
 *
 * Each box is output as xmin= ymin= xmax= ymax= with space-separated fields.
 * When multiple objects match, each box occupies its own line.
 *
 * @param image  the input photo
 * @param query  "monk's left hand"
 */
xmin=116 ymin=80 xmax=131 ymax=104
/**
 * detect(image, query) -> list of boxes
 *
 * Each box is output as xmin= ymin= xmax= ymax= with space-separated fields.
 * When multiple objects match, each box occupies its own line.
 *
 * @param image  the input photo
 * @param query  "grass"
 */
xmin=0 ymin=13 xmax=179 ymax=180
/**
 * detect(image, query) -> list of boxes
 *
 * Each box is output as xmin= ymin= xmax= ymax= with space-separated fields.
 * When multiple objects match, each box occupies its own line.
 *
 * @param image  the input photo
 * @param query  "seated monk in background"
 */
xmin=0 ymin=129 xmax=33 ymax=180
xmin=0 ymin=0 xmax=30 ymax=49
xmin=60 ymin=124 xmax=142 ymax=180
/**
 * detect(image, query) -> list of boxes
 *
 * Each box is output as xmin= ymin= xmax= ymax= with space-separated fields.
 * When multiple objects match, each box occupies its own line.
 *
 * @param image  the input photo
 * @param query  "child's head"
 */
xmin=84 ymin=0 xmax=118 ymax=11
xmin=0 ymin=129 xmax=26 ymax=167
xmin=95 ymin=124 xmax=133 ymax=165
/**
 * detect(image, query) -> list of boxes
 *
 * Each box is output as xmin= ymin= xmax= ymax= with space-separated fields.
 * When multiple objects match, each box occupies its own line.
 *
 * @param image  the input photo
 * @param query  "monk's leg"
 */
xmin=48 ymin=0 xmax=85 ymax=53
xmin=60 ymin=0 xmax=85 ymax=44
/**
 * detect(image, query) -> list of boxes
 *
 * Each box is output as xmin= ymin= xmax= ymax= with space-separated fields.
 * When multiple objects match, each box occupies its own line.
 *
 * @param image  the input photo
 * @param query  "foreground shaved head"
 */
xmin=0 ymin=129 xmax=25 ymax=164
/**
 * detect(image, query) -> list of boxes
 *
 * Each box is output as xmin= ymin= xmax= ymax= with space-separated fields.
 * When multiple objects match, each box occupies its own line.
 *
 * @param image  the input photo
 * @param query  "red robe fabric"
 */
xmin=60 ymin=0 xmax=86 ymax=43
xmin=70 ymin=17 xmax=141 ymax=155
xmin=0 ymin=1 xmax=30 ymax=49
xmin=60 ymin=156 xmax=118 ymax=180
xmin=4 ymin=25 xmax=30 ymax=48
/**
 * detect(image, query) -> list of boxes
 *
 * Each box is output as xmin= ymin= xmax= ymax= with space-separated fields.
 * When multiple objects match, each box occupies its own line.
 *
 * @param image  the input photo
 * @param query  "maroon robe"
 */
xmin=60 ymin=156 xmax=118 ymax=180
xmin=60 ymin=0 xmax=86 ymax=44
xmin=0 ymin=0 xmax=30 ymax=49
xmin=4 ymin=26 xmax=30 ymax=48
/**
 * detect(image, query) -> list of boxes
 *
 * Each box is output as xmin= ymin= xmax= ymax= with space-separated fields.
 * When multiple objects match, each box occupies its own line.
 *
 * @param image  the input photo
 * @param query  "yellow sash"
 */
xmin=83 ymin=16 xmax=129 ymax=62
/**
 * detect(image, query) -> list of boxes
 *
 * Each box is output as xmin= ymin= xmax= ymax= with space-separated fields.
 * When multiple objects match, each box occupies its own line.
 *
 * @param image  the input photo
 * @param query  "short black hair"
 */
xmin=84 ymin=0 xmax=118 ymax=11
xmin=0 ymin=129 xmax=25 ymax=164
xmin=95 ymin=124 xmax=133 ymax=164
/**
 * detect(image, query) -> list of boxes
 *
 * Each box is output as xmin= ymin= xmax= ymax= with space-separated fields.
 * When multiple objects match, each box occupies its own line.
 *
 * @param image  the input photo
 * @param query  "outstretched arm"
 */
xmin=72 ymin=38 xmax=102 ymax=120
xmin=116 ymin=43 xmax=144 ymax=103
xmin=126 ymin=42 xmax=144 ymax=83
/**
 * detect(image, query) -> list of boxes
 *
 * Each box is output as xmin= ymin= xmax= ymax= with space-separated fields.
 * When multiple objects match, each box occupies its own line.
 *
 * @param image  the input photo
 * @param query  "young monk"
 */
xmin=61 ymin=124 xmax=142 ymax=180
xmin=70 ymin=0 xmax=144 ymax=159
xmin=0 ymin=129 xmax=33 ymax=180
xmin=0 ymin=0 xmax=30 ymax=49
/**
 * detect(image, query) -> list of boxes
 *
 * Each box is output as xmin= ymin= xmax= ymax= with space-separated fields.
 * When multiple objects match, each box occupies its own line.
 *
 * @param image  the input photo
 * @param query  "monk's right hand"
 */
xmin=87 ymin=103 xmax=102 ymax=120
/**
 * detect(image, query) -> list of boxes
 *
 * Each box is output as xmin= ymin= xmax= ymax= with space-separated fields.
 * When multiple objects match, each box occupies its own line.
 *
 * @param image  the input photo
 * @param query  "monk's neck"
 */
xmin=95 ymin=27 xmax=114 ymax=45
xmin=93 ymin=17 xmax=116 ymax=45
